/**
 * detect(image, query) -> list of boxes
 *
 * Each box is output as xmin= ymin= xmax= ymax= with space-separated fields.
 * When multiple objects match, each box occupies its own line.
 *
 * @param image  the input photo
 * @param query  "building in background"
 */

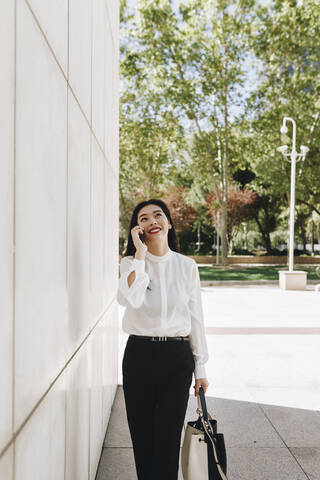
xmin=0 ymin=0 xmax=119 ymax=478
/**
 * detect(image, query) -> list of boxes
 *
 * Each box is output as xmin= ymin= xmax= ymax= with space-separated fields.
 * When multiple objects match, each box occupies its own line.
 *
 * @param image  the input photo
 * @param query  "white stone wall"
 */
xmin=0 ymin=0 xmax=119 ymax=478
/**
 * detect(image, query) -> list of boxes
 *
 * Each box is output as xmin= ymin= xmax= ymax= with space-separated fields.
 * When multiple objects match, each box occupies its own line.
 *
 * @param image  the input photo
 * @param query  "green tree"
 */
xmin=246 ymin=0 xmax=320 ymax=252
xmin=121 ymin=0 xmax=256 ymax=263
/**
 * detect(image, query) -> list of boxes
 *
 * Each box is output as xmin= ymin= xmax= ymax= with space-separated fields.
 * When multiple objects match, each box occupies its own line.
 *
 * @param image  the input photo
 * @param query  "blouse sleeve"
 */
xmin=117 ymin=256 xmax=150 ymax=309
xmin=188 ymin=260 xmax=209 ymax=379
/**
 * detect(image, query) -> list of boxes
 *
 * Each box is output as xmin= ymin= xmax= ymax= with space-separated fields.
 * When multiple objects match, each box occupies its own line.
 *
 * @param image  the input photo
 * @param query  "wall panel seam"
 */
xmin=104 ymin=1 xmax=116 ymax=52
xmin=23 ymin=0 xmax=118 ymax=180
xmin=12 ymin=0 xmax=17 ymax=477
xmin=0 ymin=296 xmax=117 ymax=460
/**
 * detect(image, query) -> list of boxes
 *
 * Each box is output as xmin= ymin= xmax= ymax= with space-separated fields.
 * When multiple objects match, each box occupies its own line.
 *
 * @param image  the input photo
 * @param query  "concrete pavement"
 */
xmin=96 ymin=286 xmax=320 ymax=479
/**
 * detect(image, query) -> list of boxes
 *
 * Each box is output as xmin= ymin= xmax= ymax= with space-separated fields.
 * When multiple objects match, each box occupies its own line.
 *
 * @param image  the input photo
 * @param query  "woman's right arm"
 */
xmin=127 ymin=250 xmax=146 ymax=287
xmin=117 ymin=225 xmax=149 ymax=308
xmin=127 ymin=270 xmax=135 ymax=288
xmin=117 ymin=256 xmax=149 ymax=308
xmin=127 ymin=224 xmax=148 ymax=288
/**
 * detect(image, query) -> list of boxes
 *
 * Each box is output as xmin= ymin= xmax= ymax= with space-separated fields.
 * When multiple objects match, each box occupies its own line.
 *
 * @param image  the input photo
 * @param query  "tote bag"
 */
xmin=181 ymin=387 xmax=227 ymax=480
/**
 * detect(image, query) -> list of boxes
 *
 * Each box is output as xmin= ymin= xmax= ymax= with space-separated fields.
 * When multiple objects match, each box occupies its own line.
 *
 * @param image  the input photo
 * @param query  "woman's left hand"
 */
xmin=193 ymin=378 xmax=209 ymax=396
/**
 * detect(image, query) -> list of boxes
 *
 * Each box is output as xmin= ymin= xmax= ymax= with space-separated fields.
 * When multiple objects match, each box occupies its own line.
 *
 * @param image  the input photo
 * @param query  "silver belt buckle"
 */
xmin=153 ymin=336 xmax=167 ymax=341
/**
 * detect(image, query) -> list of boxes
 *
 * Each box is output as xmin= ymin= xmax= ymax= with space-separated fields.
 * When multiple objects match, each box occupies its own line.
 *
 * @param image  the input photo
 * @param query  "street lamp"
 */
xmin=277 ymin=117 xmax=309 ymax=289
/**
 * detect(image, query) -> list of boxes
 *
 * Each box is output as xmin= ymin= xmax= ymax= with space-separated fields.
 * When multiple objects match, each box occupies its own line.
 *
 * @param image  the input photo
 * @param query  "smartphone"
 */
xmin=139 ymin=231 xmax=146 ymax=243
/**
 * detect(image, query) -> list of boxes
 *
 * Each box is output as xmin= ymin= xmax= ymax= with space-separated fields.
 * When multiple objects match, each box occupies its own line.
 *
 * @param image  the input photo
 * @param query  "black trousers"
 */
xmin=122 ymin=335 xmax=195 ymax=480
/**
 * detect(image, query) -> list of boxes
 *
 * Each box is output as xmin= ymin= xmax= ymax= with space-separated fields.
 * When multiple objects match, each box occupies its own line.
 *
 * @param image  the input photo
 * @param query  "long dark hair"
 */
xmin=122 ymin=199 xmax=180 ymax=258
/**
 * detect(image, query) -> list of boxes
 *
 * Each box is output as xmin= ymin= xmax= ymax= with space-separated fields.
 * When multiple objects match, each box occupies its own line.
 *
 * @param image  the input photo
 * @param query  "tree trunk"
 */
xmin=264 ymin=234 xmax=272 ymax=255
xmin=228 ymin=237 xmax=233 ymax=256
xmin=221 ymin=82 xmax=229 ymax=265
xmin=301 ymin=226 xmax=307 ymax=251
xmin=221 ymin=198 xmax=228 ymax=263
xmin=311 ymin=221 xmax=314 ymax=255
xmin=254 ymin=215 xmax=273 ymax=254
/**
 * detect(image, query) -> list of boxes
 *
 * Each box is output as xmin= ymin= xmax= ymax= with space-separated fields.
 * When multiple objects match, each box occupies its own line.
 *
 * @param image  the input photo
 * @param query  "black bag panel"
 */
xmin=207 ymin=440 xmax=223 ymax=480
xmin=215 ymin=433 xmax=227 ymax=474
xmin=191 ymin=387 xmax=228 ymax=479
xmin=206 ymin=433 xmax=227 ymax=480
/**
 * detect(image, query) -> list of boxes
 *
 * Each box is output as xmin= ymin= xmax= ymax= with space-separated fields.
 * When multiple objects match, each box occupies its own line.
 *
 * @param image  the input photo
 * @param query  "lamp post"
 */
xmin=277 ymin=117 xmax=309 ymax=289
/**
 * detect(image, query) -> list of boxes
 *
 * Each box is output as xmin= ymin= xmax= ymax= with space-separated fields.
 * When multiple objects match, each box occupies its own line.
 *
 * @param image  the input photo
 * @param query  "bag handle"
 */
xmin=197 ymin=386 xmax=208 ymax=420
xmin=197 ymin=388 xmax=228 ymax=480
xmin=196 ymin=386 xmax=214 ymax=435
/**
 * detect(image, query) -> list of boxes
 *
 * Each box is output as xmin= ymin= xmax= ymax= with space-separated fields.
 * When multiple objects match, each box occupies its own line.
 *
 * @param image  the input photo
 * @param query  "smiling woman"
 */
xmin=123 ymin=199 xmax=178 ymax=259
xmin=117 ymin=198 xmax=209 ymax=480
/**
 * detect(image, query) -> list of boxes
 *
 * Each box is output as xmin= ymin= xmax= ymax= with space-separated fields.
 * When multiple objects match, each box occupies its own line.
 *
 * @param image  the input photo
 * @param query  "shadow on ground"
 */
xmin=96 ymin=385 xmax=320 ymax=480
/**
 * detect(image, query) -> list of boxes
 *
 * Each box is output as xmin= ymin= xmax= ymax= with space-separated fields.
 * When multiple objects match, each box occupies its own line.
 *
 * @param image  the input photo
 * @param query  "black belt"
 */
xmin=129 ymin=334 xmax=189 ymax=342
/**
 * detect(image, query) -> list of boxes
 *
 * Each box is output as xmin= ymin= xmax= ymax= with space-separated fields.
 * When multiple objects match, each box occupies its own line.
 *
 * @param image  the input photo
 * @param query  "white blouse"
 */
xmin=117 ymin=247 xmax=209 ymax=379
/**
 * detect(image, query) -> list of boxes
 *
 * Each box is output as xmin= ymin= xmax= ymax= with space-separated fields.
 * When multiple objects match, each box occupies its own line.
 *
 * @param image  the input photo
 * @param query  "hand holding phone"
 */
xmin=139 ymin=230 xmax=146 ymax=243
xmin=131 ymin=225 xmax=148 ymax=257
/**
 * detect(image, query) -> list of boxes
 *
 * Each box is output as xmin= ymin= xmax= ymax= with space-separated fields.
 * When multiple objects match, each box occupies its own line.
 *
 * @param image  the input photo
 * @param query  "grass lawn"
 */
xmin=198 ymin=265 xmax=320 ymax=281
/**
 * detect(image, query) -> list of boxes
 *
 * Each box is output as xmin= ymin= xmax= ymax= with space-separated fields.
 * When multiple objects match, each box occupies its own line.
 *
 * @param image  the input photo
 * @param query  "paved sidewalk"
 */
xmin=97 ymin=286 xmax=320 ymax=479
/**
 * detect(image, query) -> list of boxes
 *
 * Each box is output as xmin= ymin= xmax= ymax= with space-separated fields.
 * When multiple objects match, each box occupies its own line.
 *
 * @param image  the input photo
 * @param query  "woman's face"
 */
xmin=137 ymin=204 xmax=171 ymax=242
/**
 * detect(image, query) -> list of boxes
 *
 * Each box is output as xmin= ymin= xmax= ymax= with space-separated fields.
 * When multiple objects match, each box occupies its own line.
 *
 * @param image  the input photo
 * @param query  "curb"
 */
xmin=200 ymin=280 xmax=320 ymax=287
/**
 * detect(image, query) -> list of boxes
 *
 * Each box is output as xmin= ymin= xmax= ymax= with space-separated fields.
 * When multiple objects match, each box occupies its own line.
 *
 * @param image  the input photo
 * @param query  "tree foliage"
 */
xmin=119 ymin=0 xmax=320 ymax=256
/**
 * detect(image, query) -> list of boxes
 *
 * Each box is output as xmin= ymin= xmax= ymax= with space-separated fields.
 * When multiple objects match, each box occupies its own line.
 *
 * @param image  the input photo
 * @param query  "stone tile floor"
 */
xmin=96 ymin=285 xmax=320 ymax=479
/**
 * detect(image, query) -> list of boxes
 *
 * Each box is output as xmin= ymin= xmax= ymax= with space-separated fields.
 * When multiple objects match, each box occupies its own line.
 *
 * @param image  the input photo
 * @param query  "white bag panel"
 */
xmin=181 ymin=427 xmax=208 ymax=480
